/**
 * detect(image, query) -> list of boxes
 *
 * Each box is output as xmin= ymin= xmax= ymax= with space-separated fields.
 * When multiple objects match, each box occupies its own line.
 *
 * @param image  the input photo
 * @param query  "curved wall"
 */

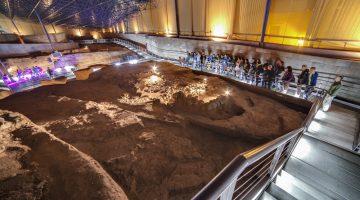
xmin=115 ymin=0 xmax=360 ymax=51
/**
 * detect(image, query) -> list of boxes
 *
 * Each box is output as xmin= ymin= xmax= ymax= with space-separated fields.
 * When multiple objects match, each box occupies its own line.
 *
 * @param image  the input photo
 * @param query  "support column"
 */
xmin=51 ymin=24 xmax=58 ymax=42
xmin=10 ymin=18 xmax=24 ymax=44
xmin=174 ymin=0 xmax=180 ymax=37
xmin=35 ymin=10 xmax=55 ymax=51
xmin=260 ymin=0 xmax=271 ymax=47
xmin=191 ymin=0 xmax=194 ymax=36
xmin=204 ymin=0 xmax=207 ymax=37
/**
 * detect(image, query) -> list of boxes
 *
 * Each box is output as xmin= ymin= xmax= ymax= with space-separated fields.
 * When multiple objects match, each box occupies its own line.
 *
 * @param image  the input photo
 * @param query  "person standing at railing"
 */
xmin=255 ymin=62 xmax=264 ymax=86
xmin=243 ymin=59 xmax=250 ymax=81
xmin=322 ymin=75 xmax=343 ymax=111
xmin=263 ymin=65 xmax=276 ymax=89
xmin=304 ymin=67 xmax=318 ymax=100
xmin=296 ymin=65 xmax=309 ymax=97
xmin=185 ymin=51 xmax=191 ymax=64
xmin=281 ymin=66 xmax=295 ymax=93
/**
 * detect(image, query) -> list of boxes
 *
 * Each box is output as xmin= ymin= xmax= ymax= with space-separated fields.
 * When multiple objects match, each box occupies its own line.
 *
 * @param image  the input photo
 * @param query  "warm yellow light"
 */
xmin=212 ymin=24 xmax=226 ymax=37
xmin=298 ymin=39 xmax=305 ymax=46
xmin=149 ymin=75 xmax=160 ymax=84
xmin=165 ymin=29 xmax=172 ymax=37
xmin=152 ymin=65 xmax=158 ymax=74
xmin=76 ymin=29 xmax=82 ymax=37
xmin=92 ymin=32 xmax=99 ymax=39
xmin=212 ymin=37 xmax=226 ymax=42
xmin=224 ymin=89 xmax=231 ymax=96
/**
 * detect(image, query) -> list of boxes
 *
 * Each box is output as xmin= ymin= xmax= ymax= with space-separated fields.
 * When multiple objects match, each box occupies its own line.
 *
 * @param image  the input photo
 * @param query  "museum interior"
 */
xmin=0 ymin=0 xmax=359 ymax=200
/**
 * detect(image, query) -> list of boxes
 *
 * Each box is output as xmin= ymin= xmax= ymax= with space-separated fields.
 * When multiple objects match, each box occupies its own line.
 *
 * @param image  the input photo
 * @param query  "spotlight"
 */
xmin=64 ymin=66 xmax=74 ymax=72
xmin=92 ymin=67 xmax=101 ymax=72
xmin=55 ymin=68 xmax=62 ymax=73
xmin=149 ymin=75 xmax=160 ymax=84
xmin=152 ymin=65 xmax=158 ymax=74
xmin=298 ymin=39 xmax=305 ymax=46
xmin=129 ymin=59 xmax=139 ymax=64
xmin=24 ymin=74 xmax=32 ymax=79
xmin=224 ymin=89 xmax=231 ymax=96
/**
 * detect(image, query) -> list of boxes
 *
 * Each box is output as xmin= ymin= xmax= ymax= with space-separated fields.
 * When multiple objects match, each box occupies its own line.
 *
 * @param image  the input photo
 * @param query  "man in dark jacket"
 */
xmin=296 ymin=65 xmax=309 ymax=97
xmin=263 ymin=65 xmax=276 ymax=89
xmin=304 ymin=66 xmax=318 ymax=99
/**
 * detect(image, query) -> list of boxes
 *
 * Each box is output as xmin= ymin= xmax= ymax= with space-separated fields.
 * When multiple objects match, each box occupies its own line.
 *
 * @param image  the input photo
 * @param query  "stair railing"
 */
xmin=191 ymin=97 xmax=323 ymax=200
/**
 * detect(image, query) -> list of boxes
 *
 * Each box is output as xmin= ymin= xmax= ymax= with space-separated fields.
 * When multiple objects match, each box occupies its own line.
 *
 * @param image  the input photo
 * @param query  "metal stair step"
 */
xmin=285 ymin=156 xmax=360 ymax=200
xmin=292 ymin=136 xmax=360 ymax=191
xmin=267 ymin=182 xmax=297 ymax=200
xmin=302 ymin=134 xmax=360 ymax=166
xmin=258 ymin=191 xmax=278 ymax=200
xmin=279 ymin=170 xmax=332 ymax=200
xmin=275 ymin=173 xmax=317 ymax=200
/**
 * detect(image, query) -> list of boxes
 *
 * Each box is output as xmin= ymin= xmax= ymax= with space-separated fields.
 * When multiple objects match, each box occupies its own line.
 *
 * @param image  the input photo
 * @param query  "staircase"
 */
xmin=259 ymin=135 xmax=360 ymax=200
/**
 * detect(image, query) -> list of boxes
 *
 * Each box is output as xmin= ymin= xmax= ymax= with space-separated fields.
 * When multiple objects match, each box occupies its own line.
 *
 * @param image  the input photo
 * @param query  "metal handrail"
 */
xmin=353 ymin=119 xmax=360 ymax=152
xmin=191 ymin=128 xmax=304 ymax=200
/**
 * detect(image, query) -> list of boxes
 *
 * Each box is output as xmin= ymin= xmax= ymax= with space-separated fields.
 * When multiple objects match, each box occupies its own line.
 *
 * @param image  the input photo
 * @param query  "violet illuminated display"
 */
xmin=0 ymin=0 xmax=152 ymax=28
xmin=2 ymin=66 xmax=75 ymax=91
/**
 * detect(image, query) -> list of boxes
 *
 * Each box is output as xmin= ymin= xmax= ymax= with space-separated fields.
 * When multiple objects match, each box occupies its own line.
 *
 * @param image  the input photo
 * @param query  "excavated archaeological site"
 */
xmin=0 ymin=60 xmax=306 ymax=199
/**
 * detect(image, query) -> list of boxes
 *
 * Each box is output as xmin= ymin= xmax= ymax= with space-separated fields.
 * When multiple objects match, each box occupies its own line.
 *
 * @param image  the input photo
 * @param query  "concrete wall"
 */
xmin=0 ymin=34 xmax=19 ymax=43
xmin=23 ymin=33 xmax=67 ymax=43
xmin=0 ymin=43 xmax=79 ymax=58
xmin=4 ymin=50 xmax=132 ymax=72
xmin=0 ymin=14 xmax=65 ymax=35
xmin=121 ymin=34 xmax=360 ymax=103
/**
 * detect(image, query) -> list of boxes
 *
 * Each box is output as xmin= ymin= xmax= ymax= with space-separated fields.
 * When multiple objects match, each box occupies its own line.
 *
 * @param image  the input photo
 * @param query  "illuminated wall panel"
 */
xmin=122 ymin=0 xmax=360 ymax=50
xmin=307 ymin=0 xmax=360 ymax=49
xmin=192 ymin=0 xmax=206 ymax=36
xmin=206 ymin=0 xmax=236 ymax=37
xmin=266 ymin=0 xmax=316 ymax=46
xmin=0 ymin=13 xmax=65 ymax=36
xmin=233 ymin=0 xmax=266 ymax=41
xmin=178 ymin=0 xmax=192 ymax=35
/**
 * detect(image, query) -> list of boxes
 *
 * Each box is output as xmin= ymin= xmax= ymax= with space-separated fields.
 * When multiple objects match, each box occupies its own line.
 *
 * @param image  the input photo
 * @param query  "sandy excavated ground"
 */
xmin=0 ymin=62 xmax=305 ymax=199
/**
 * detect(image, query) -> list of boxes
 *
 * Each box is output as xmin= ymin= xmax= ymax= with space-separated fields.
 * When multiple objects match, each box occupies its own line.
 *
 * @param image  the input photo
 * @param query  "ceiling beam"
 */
xmin=50 ymin=0 xmax=115 ymax=24
xmin=42 ymin=0 xmax=78 ymax=21
xmin=6 ymin=0 xmax=12 ymax=18
xmin=27 ymin=0 xmax=42 ymax=18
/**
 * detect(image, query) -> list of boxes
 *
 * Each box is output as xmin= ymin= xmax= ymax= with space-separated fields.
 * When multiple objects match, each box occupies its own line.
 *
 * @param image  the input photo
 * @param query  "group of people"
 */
xmin=181 ymin=51 xmax=343 ymax=111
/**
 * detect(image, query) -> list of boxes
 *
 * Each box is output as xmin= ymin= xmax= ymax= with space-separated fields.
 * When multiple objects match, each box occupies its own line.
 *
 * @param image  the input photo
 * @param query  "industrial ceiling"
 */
xmin=0 ymin=0 xmax=152 ymax=28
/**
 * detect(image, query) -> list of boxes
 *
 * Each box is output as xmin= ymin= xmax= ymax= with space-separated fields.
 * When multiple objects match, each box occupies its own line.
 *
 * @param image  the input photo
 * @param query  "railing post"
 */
xmin=286 ymin=136 xmax=298 ymax=156
xmin=219 ymin=179 xmax=237 ymax=200
xmin=268 ymin=143 xmax=285 ymax=177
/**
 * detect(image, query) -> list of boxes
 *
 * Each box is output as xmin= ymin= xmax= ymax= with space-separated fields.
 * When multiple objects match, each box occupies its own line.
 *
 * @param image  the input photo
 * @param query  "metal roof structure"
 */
xmin=0 ymin=0 xmax=153 ymax=28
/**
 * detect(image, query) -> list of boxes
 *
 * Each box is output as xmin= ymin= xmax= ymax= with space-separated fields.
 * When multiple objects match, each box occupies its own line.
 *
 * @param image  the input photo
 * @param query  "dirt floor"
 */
xmin=0 ymin=61 xmax=306 ymax=199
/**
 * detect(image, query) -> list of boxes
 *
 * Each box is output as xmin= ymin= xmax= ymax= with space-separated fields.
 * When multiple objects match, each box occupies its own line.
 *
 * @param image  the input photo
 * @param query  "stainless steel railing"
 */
xmin=191 ymin=96 xmax=322 ymax=200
